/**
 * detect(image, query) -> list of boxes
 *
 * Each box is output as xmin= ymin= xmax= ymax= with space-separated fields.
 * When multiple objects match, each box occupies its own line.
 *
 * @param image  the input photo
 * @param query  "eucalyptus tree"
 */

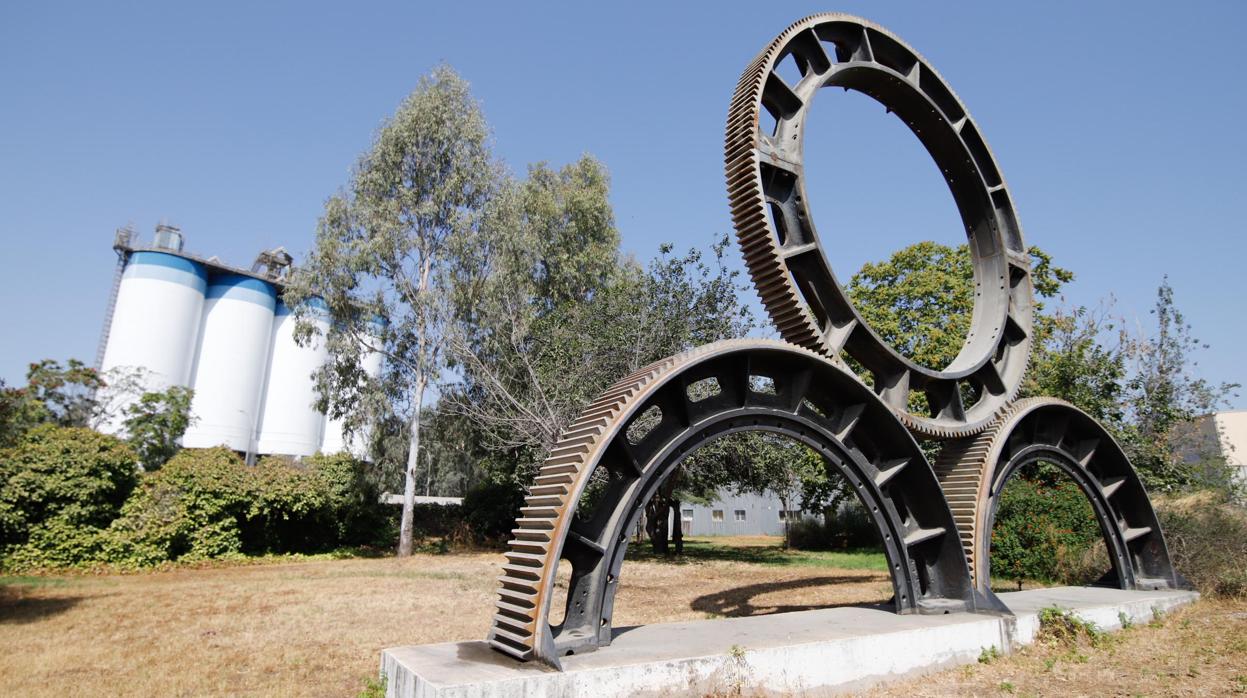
xmin=442 ymin=156 xmax=620 ymax=469
xmin=446 ymin=219 xmax=754 ymax=485
xmin=288 ymin=65 xmax=497 ymax=556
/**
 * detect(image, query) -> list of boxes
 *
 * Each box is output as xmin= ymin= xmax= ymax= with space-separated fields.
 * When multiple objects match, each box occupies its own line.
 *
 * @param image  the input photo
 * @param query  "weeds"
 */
xmin=725 ymin=644 xmax=749 ymax=696
xmin=1038 ymin=606 xmax=1110 ymax=649
xmin=979 ymin=646 xmax=1002 ymax=664
xmin=1149 ymin=606 xmax=1166 ymax=628
xmin=357 ymin=673 xmax=385 ymax=698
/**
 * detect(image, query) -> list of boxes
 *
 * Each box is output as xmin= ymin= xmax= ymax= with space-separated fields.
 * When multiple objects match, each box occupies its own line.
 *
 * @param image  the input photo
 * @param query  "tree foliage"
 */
xmin=445 ymin=151 xmax=753 ymax=485
xmin=123 ymin=385 xmax=195 ymax=471
xmin=1119 ymin=279 xmax=1238 ymax=492
xmin=288 ymin=64 xmax=497 ymax=555
xmin=0 ymin=360 xmax=107 ymax=446
xmin=846 ymin=242 xmax=1072 ymax=371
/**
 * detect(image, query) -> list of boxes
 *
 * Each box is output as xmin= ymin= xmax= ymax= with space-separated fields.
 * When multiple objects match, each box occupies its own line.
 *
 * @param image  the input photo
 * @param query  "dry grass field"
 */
xmin=2 ymin=536 xmax=1242 ymax=697
xmin=868 ymin=598 xmax=1247 ymax=697
xmin=0 ymin=537 xmax=891 ymax=697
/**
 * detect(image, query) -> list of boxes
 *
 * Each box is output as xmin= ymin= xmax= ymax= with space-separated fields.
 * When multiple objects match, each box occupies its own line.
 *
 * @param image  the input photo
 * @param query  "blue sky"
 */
xmin=1 ymin=1 xmax=1243 ymax=407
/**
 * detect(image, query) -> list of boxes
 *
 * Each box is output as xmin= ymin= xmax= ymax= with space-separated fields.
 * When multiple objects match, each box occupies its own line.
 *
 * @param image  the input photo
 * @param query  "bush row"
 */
xmin=0 ymin=426 xmax=392 ymax=571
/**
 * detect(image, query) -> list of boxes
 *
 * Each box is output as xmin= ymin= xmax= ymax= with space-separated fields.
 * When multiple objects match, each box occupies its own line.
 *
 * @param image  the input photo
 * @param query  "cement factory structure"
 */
xmin=96 ymin=223 xmax=378 ymax=461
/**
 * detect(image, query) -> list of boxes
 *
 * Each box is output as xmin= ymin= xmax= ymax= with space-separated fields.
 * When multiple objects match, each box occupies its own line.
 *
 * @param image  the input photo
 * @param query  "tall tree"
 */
xmin=1120 ymin=278 xmax=1238 ymax=492
xmin=1 ymin=359 xmax=115 ymax=447
xmin=288 ymin=65 xmax=497 ymax=556
xmin=23 ymin=359 xmax=104 ymax=428
xmin=441 ymin=156 xmax=620 ymax=475
xmin=446 ymin=225 xmax=754 ymax=486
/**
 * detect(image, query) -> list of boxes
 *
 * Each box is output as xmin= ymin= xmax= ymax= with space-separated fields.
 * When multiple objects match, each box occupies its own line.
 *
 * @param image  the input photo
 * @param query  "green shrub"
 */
xmin=409 ymin=502 xmax=465 ymax=539
xmin=93 ymin=448 xmax=393 ymax=568
xmin=1155 ymin=491 xmax=1247 ymax=598
xmin=248 ymin=457 xmax=332 ymax=553
xmin=103 ymin=447 xmax=250 ymax=564
xmin=306 ymin=453 xmax=391 ymax=547
xmin=462 ymin=480 xmax=523 ymax=543
xmin=0 ymin=432 xmax=394 ymax=570
xmin=4 ymin=515 xmax=107 ymax=569
xmin=0 ymin=424 xmax=137 ymax=554
xmin=989 ymin=465 xmax=1102 ymax=584
xmin=787 ymin=500 xmax=881 ymax=551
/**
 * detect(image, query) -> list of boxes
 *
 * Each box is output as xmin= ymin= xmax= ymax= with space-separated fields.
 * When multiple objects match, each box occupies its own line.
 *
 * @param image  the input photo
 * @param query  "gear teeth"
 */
xmin=724 ymin=13 xmax=1033 ymax=441
xmin=932 ymin=397 xmax=1073 ymax=585
xmin=487 ymin=339 xmax=825 ymax=665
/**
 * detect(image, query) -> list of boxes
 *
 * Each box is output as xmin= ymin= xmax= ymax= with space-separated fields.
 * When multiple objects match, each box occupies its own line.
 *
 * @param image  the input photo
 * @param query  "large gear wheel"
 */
xmin=726 ymin=13 xmax=1034 ymax=439
xmin=488 ymin=339 xmax=978 ymax=669
xmin=933 ymin=397 xmax=1182 ymax=598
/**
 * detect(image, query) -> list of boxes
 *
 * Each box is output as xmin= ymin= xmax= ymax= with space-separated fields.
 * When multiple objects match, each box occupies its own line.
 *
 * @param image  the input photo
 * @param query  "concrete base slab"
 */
xmin=380 ymin=586 xmax=1198 ymax=697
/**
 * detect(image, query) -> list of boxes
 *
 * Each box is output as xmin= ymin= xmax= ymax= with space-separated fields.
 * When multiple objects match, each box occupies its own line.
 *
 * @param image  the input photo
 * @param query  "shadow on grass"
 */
xmin=627 ymin=538 xmax=887 ymax=571
xmin=690 ymin=575 xmax=892 ymax=618
xmin=0 ymin=586 xmax=87 ymax=624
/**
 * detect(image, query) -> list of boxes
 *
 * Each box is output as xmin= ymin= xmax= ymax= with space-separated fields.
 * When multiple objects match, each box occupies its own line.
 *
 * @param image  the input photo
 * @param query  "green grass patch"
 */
xmin=0 ymin=575 xmax=77 ymax=589
xmin=628 ymin=538 xmax=888 ymax=571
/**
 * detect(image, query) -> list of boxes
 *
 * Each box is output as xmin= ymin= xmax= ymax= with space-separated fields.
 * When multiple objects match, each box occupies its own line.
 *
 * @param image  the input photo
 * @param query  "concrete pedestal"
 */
xmin=380 ymin=586 xmax=1197 ymax=697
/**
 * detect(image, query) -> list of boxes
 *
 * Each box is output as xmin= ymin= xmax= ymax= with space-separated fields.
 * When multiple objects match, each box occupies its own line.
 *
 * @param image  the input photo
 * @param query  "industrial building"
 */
xmin=1186 ymin=410 xmax=1247 ymax=497
xmin=96 ymin=223 xmax=378 ymax=460
xmin=673 ymin=490 xmax=806 ymax=537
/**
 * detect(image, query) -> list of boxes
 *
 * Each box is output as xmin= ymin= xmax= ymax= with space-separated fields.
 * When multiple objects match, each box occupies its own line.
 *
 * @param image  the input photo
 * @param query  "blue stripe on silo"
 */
xmin=274 ymin=296 xmax=329 ymax=319
xmin=205 ymin=274 xmax=277 ymax=310
xmin=123 ymin=251 xmax=208 ymax=292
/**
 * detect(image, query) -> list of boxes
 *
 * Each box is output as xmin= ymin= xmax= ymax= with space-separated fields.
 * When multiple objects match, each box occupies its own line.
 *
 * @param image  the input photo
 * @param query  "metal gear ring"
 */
xmin=726 ymin=13 xmax=1035 ymax=439
xmin=487 ymin=339 xmax=978 ymax=669
xmin=933 ymin=398 xmax=1182 ymax=600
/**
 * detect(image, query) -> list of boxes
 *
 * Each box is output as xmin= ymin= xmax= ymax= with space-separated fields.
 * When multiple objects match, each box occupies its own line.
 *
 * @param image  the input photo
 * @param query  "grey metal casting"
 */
xmin=725 ymin=13 xmax=1034 ymax=439
xmin=933 ymin=398 xmax=1184 ymax=603
xmin=484 ymin=12 xmax=1185 ymax=673
xmin=487 ymin=340 xmax=980 ymax=668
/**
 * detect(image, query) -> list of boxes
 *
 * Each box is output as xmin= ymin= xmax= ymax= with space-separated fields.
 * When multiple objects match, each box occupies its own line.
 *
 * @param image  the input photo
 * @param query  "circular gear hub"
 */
xmin=725 ymin=13 xmax=1035 ymax=439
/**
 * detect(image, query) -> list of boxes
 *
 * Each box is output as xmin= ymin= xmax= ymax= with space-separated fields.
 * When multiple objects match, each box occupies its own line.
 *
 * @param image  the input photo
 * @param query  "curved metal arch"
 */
xmin=933 ymin=397 xmax=1182 ymax=600
xmin=725 ymin=13 xmax=1034 ymax=439
xmin=487 ymin=339 xmax=978 ymax=669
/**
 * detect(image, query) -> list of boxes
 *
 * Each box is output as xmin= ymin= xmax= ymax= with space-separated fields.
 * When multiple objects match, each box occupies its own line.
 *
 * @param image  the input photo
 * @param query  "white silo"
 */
xmin=181 ymin=273 xmax=277 ymax=452
xmin=254 ymin=298 xmax=330 ymax=457
xmin=98 ymin=250 xmax=207 ymax=433
xmin=320 ymin=318 xmax=385 ymax=458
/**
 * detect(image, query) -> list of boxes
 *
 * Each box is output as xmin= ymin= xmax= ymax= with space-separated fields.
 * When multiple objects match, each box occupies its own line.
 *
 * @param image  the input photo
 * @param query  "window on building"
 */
xmin=778 ymin=510 xmax=800 ymax=521
xmin=681 ymin=508 xmax=694 ymax=521
xmin=711 ymin=509 xmax=724 ymax=522
xmin=734 ymin=509 xmax=746 ymax=522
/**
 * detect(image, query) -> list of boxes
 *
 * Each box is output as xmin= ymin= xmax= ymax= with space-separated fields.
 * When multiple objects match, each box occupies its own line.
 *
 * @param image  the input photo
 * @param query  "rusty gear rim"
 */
xmin=726 ymin=13 xmax=1035 ymax=439
xmin=487 ymin=340 xmax=979 ymax=669
xmin=933 ymin=398 xmax=1182 ymax=600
